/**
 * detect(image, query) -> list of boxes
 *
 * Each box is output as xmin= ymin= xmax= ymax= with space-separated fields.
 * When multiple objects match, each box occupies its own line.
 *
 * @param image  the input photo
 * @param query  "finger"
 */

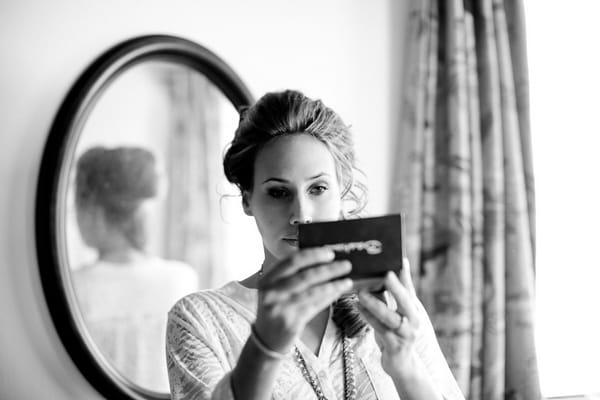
xmin=382 ymin=291 xmax=397 ymax=310
xmin=290 ymin=278 xmax=353 ymax=315
xmin=259 ymin=248 xmax=335 ymax=287
xmin=357 ymin=291 xmax=403 ymax=330
xmin=356 ymin=301 xmax=403 ymax=343
xmin=399 ymin=257 xmax=417 ymax=296
xmin=356 ymin=300 xmax=388 ymax=332
xmin=263 ymin=261 xmax=351 ymax=302
xmin=383 ymin=271 xmax=419 ymax=326
xmin=357 ymin=299 xmax=416 ymax=344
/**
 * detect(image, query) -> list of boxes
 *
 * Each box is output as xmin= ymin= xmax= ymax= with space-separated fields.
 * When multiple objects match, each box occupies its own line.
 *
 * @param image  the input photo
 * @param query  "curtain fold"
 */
xmin=163 ymin=68 xmax=223 ymax=289
xmin=390 ymin=1 xmax=540 ymax=399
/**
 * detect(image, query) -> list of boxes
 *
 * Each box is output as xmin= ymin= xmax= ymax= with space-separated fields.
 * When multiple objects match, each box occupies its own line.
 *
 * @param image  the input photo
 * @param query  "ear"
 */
xmin=241 ymin=191 xmax=253 ymax=216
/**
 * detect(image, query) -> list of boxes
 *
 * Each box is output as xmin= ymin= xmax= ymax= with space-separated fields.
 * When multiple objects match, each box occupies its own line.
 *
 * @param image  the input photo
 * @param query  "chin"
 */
xmin=271 ymin=244 xmax=296 ymax=260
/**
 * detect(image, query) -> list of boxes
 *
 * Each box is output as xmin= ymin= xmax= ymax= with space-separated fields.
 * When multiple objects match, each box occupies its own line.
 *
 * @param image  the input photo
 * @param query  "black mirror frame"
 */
xmin=35 ymin=34 xmax=254 ymax=400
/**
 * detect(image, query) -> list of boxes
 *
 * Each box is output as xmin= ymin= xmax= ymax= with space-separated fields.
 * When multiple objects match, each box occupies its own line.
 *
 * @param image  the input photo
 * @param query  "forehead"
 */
xmin=253 ymin=134 xmax=337 ymax=180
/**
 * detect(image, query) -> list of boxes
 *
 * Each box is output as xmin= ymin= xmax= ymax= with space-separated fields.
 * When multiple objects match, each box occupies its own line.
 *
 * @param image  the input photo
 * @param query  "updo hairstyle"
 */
xmin=75 ymin=146 xmax=158 ymax=251
xmin=223 ymin=89 xmax=367 ymax=217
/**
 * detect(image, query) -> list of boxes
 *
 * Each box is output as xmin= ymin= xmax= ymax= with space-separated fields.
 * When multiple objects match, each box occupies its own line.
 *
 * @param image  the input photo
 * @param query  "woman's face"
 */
xmin=243 ymin=133 xmax=342 ymax=264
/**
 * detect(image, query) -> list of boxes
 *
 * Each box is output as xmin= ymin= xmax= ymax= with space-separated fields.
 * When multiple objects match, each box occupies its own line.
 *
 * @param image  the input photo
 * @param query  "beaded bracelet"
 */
xmin=249 ymin=324 xmax=289 ymax=360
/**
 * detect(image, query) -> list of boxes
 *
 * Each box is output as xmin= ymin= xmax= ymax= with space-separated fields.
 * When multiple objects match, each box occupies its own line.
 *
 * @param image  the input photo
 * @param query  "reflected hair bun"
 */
xmin=75 ymin=146 xmax=158 ymax=209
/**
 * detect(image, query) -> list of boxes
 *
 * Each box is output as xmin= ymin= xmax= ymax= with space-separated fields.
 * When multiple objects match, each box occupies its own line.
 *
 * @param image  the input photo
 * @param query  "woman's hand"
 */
xmin=253 ymin=248 xmax=353 ymax=354
xmin=357 ymin=259 xmax=446 ymax=400
xmin=356 ymin=258 xmax=423 ymax=376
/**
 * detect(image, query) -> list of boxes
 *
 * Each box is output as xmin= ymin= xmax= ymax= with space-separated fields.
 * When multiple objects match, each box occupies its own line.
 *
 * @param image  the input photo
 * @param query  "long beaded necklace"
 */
xmin=293 ymin=336 xmax=357 ymax=400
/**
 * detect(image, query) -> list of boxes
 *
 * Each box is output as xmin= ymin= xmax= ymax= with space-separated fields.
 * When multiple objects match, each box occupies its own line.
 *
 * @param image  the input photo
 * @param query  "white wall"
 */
xmin=0 ymin=0 xmax=408 ymax=398
xmin=525 ymin=1 xmax=600 ymax=397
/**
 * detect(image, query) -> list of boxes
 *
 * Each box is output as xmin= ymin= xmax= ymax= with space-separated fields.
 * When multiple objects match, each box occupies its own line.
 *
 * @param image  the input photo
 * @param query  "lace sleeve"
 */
xmin=166 ymin=296 xmax=235 ymax=400
xmin=413 ymin=299 xmax=466 ymax=400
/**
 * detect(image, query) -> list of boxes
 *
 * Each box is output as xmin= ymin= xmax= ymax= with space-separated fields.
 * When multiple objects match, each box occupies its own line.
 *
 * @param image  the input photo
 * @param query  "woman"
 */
xmin=73 ymin=146 xmax=197 ymax=392
xmin=166 ymin=90 xmax=464 ymax=399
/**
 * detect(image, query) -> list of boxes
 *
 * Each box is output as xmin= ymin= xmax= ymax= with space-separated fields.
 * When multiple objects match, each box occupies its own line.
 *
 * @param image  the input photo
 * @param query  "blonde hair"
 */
xmin=223 ymin=89 xmax=367 ymax=217
xmin=75 ymin=146 xmax=157 ymax=250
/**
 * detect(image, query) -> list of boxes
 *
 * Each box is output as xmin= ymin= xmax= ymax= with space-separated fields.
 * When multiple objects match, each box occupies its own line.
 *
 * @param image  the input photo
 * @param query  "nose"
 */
xmin=289 ymin=196 xmax=313 ymax=225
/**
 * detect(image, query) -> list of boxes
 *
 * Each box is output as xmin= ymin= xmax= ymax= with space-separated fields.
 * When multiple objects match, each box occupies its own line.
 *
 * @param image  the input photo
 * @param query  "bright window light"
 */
xmin=525 ymin=1 xmax=600 ymax=397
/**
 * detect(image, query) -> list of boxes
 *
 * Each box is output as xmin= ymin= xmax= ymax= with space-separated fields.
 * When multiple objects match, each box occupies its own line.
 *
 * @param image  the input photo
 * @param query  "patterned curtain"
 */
xmin=163 ymin=68 xmax=224 ymax=289
xmin=389 ymin=1 xmax=540 ymax=399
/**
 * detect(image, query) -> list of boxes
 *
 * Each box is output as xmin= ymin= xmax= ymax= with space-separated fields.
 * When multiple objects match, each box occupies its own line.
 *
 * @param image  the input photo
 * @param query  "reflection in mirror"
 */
xmin=64 ymin=60 xmax=261 ymax=393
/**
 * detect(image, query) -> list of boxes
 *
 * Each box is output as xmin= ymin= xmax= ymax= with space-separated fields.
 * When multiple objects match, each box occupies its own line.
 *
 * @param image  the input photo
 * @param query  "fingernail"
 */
xmin=358 ymin=290 xmax=371 ymax=302
xmin=340 ymin=265 xmax=351 ymax=275
xmin=341 ymin=278 xmax=353 ymax=289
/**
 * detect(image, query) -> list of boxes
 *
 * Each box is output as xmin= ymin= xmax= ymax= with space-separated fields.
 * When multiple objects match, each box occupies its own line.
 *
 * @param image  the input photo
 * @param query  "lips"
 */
xmin=282 ymin=237 xmax=299 ymax=246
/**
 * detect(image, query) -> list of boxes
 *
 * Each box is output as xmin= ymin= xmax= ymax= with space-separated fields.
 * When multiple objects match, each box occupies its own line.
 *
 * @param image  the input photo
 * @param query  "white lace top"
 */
xmin=166 ymin=281 xmax=464 ymax=400
xmin=73 ymin=256 xmax=198 ymax=392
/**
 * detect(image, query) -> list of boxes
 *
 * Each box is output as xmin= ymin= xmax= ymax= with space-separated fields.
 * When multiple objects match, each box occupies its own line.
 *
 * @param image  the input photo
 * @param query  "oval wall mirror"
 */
xmin=36 ymin=35 xmax=255 ymax=399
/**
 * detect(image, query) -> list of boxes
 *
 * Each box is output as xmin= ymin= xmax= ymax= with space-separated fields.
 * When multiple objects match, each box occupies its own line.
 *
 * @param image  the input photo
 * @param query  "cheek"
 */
xmin=253 ymin=206 xmax=284 ymax=234
xmin=316 ymin=193 xmax=343 ymax=218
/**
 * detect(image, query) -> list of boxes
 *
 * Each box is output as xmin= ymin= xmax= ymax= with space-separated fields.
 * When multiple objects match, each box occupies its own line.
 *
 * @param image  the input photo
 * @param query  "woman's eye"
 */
xmin=310 ymin=185 xmax=328 ymax=195
xmin=267 ymin=188 xmax=290 ymax=199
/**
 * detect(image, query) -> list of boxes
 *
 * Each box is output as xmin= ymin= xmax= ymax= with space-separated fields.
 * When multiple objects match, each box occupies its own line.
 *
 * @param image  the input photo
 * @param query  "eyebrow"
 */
xmin=262 ymin=172 xmax=331 ymax=184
